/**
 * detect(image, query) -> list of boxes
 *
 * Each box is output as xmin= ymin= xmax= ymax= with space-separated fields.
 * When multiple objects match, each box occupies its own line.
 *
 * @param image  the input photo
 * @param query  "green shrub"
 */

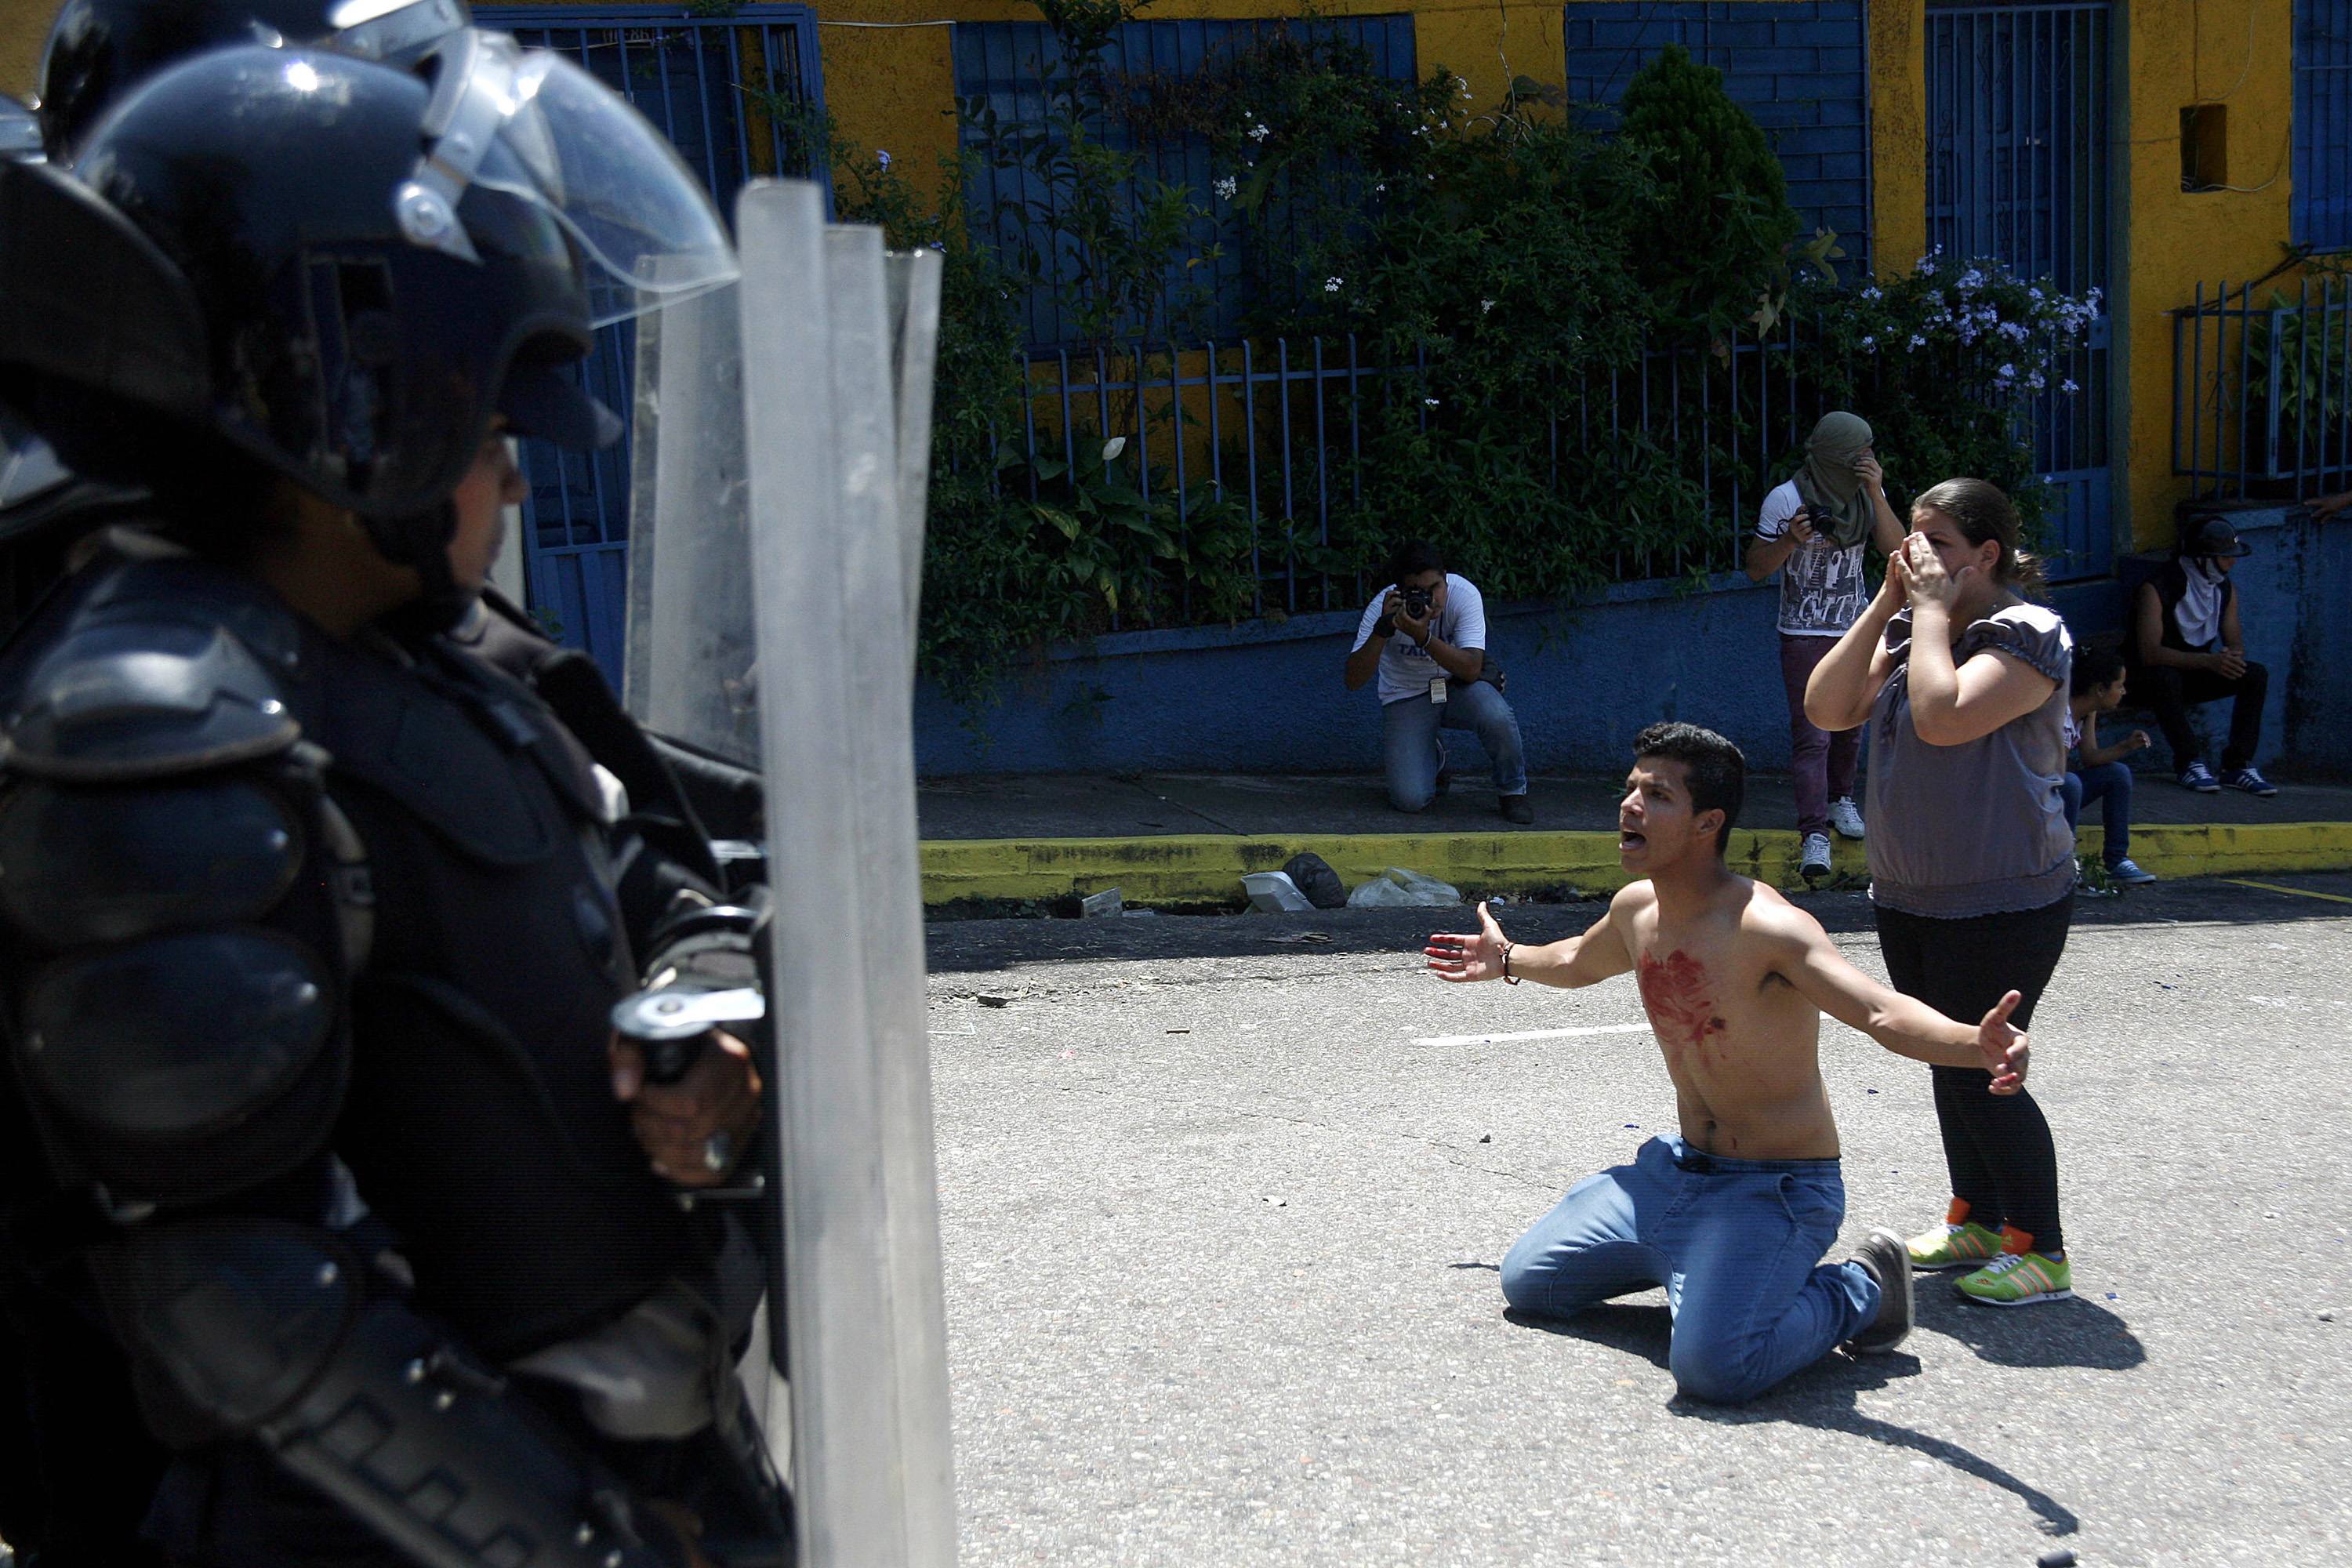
xmin=1615 ymin=44 xmax=1804 ymax=338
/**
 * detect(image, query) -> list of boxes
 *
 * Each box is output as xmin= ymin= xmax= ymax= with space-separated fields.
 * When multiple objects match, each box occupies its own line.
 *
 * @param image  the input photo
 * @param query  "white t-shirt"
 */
xmin=1755 ymin=478 xmax=1872 ymax=637
xmin=1350 ymin=573 xmax=1487 ymax=705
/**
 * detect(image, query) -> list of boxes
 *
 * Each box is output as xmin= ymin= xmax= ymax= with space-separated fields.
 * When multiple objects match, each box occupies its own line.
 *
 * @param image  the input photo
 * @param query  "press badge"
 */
xmin=1428 ymin=676 xmax=1448 ymax=705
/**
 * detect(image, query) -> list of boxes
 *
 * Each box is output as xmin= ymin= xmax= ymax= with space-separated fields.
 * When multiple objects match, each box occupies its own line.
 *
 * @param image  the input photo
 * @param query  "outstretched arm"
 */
xmin=1766 ymin=909 xmax=2028 ymax=1091
xmin=1426 ymin=897 xmax=1636 ymax=989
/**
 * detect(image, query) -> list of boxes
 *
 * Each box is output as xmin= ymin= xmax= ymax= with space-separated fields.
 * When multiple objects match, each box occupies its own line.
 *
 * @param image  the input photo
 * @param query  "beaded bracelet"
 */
xmin=1501 ymin=941 xmax=1521 ymax=985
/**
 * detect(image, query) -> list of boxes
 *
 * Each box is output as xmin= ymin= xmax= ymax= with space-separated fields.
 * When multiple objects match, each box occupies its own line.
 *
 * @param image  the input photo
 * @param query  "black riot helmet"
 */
xmin=0 ymin=35 xmax=735 ymax=579
xmin=36 ymin=0 xmax=470 ymax=157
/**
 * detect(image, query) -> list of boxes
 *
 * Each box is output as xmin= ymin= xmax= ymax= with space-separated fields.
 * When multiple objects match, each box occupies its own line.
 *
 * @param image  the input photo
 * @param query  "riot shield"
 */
xmin=623 ymin=179 xmax=952 ymax=1567
xmin=622 ymin=272 xmax=758 ymax=766
xmin=739 ymin=178 xmax=953 ymax=1568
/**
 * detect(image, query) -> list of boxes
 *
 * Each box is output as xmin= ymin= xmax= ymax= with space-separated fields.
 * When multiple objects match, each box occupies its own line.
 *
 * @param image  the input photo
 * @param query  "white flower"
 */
xmin=1101 ymin=437 xmax=1126 ymax=463
xmin=1918 ymin=258 xmax=1937 ymax=276
xmin=1374 ymin=182 xmax=1386 ymax=193
xmin=2060 ymin=379 xmax=2081 ymax=395
xmin=1907 ymin=334 xmax=1926 ymax=350
xmin=1425 ymin=397 xmax=1440 ymax=407
xmin=1248 ymin=122 xmax=1271 ymax=142
xmin=1860 ymin=336 xmax=1875 ymax=349
xmin=1860 ymin=286 xmax=1882 ymax=300
xmin=876 ymin=149 xmax=891 ymax=169
xmin=1997 ymin=363 xmax=2017 ymax=379
xmin=1324 ymin=276 xmax=1344 ymax=293
xmin=1214 ymin=175 xmax=1238 ymax=200
xmin=1480 ymin=299 xmax=1495 ymax=314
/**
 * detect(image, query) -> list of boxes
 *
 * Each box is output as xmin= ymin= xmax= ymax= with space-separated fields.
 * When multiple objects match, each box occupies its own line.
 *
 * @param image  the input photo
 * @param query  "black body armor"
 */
xmin=0 ymin=543 xmax=769 ymax=1567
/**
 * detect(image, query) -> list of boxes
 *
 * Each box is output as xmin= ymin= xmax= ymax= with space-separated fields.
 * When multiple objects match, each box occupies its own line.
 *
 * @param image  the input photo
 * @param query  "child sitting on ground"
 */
xmin=2064 ymin=644 xmax=2156 ymax=889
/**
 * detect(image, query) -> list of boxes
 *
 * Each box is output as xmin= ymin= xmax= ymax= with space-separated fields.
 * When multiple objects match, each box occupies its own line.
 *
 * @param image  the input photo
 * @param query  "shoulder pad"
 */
xmin=2 ymin=597 xmax=301 ymax=783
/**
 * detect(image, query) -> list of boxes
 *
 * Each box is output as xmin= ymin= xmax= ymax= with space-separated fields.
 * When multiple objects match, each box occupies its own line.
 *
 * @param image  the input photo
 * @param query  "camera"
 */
xmin=1399 ymin=585 xmax=1436 ymax=619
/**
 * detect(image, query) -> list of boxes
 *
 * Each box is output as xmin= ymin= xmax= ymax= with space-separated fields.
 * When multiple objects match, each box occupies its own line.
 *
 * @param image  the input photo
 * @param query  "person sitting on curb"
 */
xmin=2126 ymin=514 xmax=2278 ymax=797
xmin=1744 ymin=412 xmax=1906 ymax=884
xmin=1345 ymin=539 xmax=1532 ymax=823
xmin=2062 ymin=643 xmax=2157 ymax=891
xmin=1424 ymin=722 xmax=2031 ymax=1404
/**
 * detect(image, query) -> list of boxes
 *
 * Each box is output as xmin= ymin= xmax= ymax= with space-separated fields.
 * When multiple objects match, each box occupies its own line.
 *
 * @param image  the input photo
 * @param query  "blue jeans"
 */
xmin=2060 ymin=762 xmax=2132 ymax=866
xmin=1379 ymin=681 xmax=1527 ymax=810
xmin=1500 ymin=1136 xmax=1877 ymax=1404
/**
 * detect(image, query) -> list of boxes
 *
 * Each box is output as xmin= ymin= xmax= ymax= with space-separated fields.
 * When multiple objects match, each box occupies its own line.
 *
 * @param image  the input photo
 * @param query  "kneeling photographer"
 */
xmin=1344 ymin=541 xmax=1532 ymax=822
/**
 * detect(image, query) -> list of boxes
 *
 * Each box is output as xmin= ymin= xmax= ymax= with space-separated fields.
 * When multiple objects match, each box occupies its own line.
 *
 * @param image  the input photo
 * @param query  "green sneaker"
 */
xmin=1907 ymin=1218 xmax=2004 ymax=1271
xmin=1955 ymin=1248 xmax=2073 ymax=1307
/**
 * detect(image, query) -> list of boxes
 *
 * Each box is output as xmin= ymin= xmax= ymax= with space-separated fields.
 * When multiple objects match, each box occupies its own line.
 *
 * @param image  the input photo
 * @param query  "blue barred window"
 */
xmin=2298 ymin=0 xmax=2352 ymax=250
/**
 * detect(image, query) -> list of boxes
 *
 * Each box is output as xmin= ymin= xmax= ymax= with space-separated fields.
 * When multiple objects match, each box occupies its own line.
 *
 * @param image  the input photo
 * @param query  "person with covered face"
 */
xmin=1744 ymin=412 xmax=1907 ymax=884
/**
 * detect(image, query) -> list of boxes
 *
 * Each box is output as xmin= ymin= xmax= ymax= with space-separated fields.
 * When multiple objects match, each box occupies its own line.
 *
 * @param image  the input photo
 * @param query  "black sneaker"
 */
xmin=1499 ymin=793 xmax=1534 ymax=826
xmin=1846 ymin=1227 xmax=1915 ymax=1355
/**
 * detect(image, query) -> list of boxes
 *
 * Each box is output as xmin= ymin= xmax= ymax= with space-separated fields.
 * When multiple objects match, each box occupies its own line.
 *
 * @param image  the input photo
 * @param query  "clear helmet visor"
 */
xmin=401 ymin=31 xmax=738 ymax=326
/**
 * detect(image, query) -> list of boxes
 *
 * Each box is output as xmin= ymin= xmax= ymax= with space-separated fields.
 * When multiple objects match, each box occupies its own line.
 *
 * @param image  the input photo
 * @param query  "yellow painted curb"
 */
xmin=921 ymin=821 xmax=2352 ymax=906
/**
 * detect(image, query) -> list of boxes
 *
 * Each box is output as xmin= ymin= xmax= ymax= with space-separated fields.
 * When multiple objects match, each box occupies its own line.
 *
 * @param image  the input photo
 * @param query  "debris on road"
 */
xmin=1266 ymin=930 xmax=1334 ymax=945
xmin=977 ymin=992 xmax=1023 ymax=1007
xmin=1347 ymin=866 xmax=1461 ymax=908
xmin=1243 ymin=871 xmax=1316 ymax=913
xmin=1078 ymin=887 xmax=1124 ymax=918
xmin=1282 ymin=851 xmax=1349 ymax=909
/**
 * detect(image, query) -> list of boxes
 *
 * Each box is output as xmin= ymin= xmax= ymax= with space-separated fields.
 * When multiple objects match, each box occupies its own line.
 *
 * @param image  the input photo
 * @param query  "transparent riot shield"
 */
xmin=622 ymin=273 xmax=758 ymax=765
xmin=626 ymin=180 xmax=951 ymax=1567
xmin=737 ymin=178 xmax=953 ymax=1568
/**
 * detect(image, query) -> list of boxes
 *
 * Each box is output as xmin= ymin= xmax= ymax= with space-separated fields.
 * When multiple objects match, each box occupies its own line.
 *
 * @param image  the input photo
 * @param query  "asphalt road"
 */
xmin=924 ymin=874 xmax=2352 ymax=1567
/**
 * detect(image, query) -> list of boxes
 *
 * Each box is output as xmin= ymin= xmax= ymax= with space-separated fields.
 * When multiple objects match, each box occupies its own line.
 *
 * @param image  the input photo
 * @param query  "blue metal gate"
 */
xmin=1925 ymin=0 xmax=2114 ymax=580
xmin=475 ymin=5 xmax=827 ymax=673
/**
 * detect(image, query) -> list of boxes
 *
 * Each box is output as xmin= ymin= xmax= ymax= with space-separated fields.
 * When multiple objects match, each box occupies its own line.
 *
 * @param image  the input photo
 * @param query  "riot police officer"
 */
xmin=0 ymin=33 xmax=782 ymax=1568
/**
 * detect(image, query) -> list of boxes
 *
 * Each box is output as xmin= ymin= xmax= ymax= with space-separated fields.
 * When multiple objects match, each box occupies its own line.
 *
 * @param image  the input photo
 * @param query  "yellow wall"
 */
xmin=3 ymin=0 xmax=48 ymax=100
xmin=1867 ymin=0 xmax=1926 ymax=281
xmin=2116 ymin=0 xmax=2299 ymax=548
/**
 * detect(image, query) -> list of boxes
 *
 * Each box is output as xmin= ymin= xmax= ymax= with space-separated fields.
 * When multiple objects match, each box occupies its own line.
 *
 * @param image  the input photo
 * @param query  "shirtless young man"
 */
xmin=1425 ymin=722 xmax=2031 ymax=1403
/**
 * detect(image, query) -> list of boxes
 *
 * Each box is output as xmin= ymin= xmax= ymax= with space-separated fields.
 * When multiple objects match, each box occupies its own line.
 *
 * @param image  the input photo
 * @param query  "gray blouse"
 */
xmin=1864 ymin=601 xmax=2076 ymax=918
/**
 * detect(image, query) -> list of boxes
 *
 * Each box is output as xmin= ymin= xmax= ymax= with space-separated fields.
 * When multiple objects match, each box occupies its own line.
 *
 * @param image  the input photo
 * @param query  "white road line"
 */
xmin=1410 ymin=1023 xmax=1653 ymax=1048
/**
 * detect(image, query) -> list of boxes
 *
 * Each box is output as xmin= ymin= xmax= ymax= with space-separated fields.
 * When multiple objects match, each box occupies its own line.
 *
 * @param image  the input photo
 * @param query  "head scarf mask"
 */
xmin=1792 ymin=411 xmax=1875 ymax=549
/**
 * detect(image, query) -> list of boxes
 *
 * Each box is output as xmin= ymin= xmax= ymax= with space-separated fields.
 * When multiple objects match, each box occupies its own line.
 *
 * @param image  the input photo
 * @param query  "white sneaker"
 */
xmin=1799 ymin=832 xmax=1833 ymax=884
xmin=1828 ymin=797 xmax=1866 ymax=839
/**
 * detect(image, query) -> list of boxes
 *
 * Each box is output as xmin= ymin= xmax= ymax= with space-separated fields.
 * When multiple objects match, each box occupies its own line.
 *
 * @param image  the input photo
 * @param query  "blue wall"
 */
xmin=913 ymin=568 xmax=2136 ymax=777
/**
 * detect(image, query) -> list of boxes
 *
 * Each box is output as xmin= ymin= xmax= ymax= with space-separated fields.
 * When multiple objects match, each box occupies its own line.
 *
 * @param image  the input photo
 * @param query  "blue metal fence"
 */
xmin=1926 ymin=0 xmax=2114 ymax=582
xmin=2175 ymin=277 xmax=2352 ymax=499
xmin=1561 ymin=2 xmax=1873 ymax=275
xmin=953 ymin=16 xmax=1417 ymax=349
xmin=1002 ymin=328 xmax=1849 ymax=623
xmin=475 ymin=5 xmax=826 ymax=674
xmin=2297 ymin=0 xmax=2352 ymax=251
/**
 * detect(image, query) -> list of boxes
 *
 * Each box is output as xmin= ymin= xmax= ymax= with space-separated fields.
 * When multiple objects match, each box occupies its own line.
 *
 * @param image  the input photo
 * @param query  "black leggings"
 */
xmin=1874 ymin=895 xmax=2072 ymax=1254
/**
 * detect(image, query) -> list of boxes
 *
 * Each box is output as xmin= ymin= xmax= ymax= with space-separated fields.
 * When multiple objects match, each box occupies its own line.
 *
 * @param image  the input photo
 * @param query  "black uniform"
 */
xmin=0 ymin=535 xmax=782 ymax=1567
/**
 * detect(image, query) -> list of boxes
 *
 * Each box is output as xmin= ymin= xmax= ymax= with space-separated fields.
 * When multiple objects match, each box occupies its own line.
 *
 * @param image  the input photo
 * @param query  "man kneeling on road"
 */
xmin=1345 ymin=540 xmax=1532 ymax=822
xmin=1425 ymin=723 xmax=2031 ymax=1403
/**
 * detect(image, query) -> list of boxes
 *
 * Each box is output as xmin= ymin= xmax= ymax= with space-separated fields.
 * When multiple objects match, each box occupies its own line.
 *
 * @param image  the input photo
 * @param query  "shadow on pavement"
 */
xmin=1502 ymin=1301 xmax=1672 ymax=1373
xmin=1915 ymin=1288 xmax=2147 ymax=1372
xmin=1498 ymin=1300 xmax=2084 ymax=1537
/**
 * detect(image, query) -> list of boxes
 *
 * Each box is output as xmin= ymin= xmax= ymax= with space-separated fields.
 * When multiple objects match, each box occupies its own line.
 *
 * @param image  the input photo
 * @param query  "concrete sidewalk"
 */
xmin=916 ymin=769 xmax=2352 ymax=905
